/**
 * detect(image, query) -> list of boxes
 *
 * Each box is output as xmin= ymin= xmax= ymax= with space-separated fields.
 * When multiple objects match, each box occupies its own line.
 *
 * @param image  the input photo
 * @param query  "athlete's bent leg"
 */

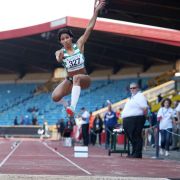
xmin=52 ymin=79 xmax=72 ymax=102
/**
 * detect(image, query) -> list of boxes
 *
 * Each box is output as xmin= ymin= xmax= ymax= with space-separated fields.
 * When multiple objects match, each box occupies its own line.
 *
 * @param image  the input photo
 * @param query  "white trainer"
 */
xmin=160 ymin=148 xmax=164 ymax=155
xmin=165 ymin=151 xmax=169 ymax=156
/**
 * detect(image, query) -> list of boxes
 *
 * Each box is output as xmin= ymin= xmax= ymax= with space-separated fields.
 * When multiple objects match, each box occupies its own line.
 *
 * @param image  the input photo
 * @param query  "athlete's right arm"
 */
xmin=55 ymin=49 xmax=64 ymax=63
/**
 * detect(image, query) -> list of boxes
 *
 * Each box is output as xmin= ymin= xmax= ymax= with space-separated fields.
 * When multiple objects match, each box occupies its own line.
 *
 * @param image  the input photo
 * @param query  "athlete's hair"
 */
xmin=57 ymin=28 xmax=74 ymax=41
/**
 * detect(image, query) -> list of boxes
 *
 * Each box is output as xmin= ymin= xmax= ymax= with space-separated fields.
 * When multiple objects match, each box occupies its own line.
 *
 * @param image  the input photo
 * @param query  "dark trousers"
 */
xmin=82 ymin=123 xmax=89 ymax=146
xmin=90 ymin=129 xmax=96 ymax=145
xmin=89 ymin=128 xmax=94 ymax=145
xmin=105 ymin=127 xmax=113 ymax=148
xmin=123 ymin=115 xmax=145 ymax=157
xmin=91 ymin=131 xmax=102 ymax=145
xmin=160 ymin=128 xmax=172 ymax=151
xmin=95 ymin=133 xmax=102 ymax=145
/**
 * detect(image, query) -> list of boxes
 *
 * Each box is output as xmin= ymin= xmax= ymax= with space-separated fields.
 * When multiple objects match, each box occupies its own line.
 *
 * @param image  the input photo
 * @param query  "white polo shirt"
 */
xmin=121 ymin=91 xmax=148 ymax=118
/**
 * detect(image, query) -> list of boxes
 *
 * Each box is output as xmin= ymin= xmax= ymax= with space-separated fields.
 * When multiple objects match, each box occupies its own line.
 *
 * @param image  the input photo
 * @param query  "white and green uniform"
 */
xmin=62 ymin=44 xmax=85 ymax=72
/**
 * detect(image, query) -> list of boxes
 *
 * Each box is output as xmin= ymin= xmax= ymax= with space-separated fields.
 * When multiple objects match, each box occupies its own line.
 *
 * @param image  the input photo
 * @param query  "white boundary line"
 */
xmin=0 ymin=141 xmax=22 ymax=168
xmin=43 ymin=142 xmax=91 ymax=175
xmin=0 ymin=174 xmax=171 ymax=180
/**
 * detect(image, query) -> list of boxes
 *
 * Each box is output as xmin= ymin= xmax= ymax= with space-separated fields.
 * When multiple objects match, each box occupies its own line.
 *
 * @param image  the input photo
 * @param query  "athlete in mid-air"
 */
xmin=52 ymin=0 xmax=106 ymax=116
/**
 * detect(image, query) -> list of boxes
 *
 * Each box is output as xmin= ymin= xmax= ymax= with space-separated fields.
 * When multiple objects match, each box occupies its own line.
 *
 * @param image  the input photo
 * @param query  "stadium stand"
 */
xmin=0 ymin=77 xmax=150 ymax=125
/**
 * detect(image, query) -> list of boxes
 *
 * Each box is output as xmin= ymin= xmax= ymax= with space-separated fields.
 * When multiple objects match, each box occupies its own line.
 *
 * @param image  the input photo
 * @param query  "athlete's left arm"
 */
xmin=77 ymin=0 xmax=105 ymax=52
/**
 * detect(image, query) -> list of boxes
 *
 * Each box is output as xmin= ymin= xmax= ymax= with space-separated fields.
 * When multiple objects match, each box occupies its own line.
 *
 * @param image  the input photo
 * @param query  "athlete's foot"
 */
xmin=66 ymin=106 xmax=74 ymax=117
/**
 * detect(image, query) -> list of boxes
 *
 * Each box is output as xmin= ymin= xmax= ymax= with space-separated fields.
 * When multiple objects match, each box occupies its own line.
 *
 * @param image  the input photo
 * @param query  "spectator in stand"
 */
xmin=81 ymin=107 xmax=90 ymax=146
xmin=32 ymin=109 xmax=38 ymax=125
xmin=24 ymin=115 xmax=31 ymax=125
xmin=92 ymin=114 xmax=103 ymax=146
xmin=104 ymin=104 xmax=117 ymax=149
xmin=157 ymin=98 xmax=173 ymax=156
xmin=122 ymin=82 xmax=148 ymax=158
xmin=13 ymin=116 xmax=18 ymax=125
xmin=20 ymin=115 xmax=25 ymax=125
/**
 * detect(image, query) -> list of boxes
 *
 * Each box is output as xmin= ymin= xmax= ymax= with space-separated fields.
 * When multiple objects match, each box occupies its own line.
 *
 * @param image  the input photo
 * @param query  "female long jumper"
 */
xmin=52 ymin=0 xmax=106 ymax=116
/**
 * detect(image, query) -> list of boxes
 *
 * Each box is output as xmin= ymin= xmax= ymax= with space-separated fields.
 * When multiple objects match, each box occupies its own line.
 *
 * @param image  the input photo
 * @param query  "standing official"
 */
xmin=122 ymin=82 xmax=148 ymax=158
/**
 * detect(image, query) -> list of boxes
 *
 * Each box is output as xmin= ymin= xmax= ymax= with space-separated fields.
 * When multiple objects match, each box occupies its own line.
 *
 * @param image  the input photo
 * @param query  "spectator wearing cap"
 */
xmin=122 ymin=82 xmax=148 ymax=158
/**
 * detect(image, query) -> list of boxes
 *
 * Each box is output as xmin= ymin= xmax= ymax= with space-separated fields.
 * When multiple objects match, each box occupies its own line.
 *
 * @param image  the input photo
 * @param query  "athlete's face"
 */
xmin=60 ymin=33 xmax=72 ymax=48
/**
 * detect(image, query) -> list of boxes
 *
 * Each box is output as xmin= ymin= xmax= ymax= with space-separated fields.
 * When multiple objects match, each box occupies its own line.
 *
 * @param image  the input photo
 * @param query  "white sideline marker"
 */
xmin=74 ymin=146 xmax=88 ymax=158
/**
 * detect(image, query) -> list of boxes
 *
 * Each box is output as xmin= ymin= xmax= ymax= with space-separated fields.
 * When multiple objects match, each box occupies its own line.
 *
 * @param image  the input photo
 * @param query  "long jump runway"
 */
xmin=0 ymin=139 xmax=179 ymax=180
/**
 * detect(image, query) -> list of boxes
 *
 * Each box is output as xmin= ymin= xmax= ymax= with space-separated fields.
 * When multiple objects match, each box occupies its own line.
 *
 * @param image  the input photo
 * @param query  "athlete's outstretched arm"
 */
xmin=77 ymin=0 xmax=105 ymax=51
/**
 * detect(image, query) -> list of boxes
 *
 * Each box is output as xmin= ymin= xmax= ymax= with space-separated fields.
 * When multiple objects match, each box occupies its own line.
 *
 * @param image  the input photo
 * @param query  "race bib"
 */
xmin=63 ymin=54 xmax=84 ymax=72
